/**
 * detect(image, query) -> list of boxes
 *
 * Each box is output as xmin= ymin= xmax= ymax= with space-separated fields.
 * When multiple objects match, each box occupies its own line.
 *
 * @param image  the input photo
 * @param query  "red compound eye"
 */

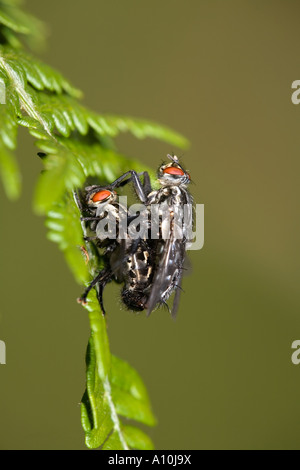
xmin=92 ymin=190 xmax=111 ymax=203
xmin=163 ymin=166 xmax=185 ymax=176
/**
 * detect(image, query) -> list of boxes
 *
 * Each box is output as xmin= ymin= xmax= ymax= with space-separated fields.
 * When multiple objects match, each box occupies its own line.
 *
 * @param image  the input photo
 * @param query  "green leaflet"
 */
xmin=0 ymin=0 xmax=44 ymax=49
xmin=45 ymin=195 xmax=90 ymax=285
xmin=110 ymin=355 xmax=157 ymax=427
xmin=122 ymin=425 xmax=155 ymax=451
xmin=95 ymin=115 xmax=190 ymax=149
xmin=0 ymin=9 xmax=29 ymax=34
xmin=0 ymin=71 xmax=20 ymax=150
xmin=1 ymin=46 xmax=82 ymax=97
xmin=0 ymin=44 xmax=189 ymax=146
xmin=34 ymin=146 xmax=85 ymax=214
xmin=0 ymin=138 xmax=20 ymax=199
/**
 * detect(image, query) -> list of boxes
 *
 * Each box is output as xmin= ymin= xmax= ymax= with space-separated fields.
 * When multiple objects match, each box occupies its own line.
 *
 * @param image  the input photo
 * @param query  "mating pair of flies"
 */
xmin=75 ymin=154 xmax=193 ymax=318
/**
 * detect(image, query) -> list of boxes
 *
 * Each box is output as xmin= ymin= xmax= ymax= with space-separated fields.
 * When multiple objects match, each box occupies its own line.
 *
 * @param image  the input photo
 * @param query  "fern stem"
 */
xmin=74 ymin=191 xmax=128 ymax=449
xmin=104 ymin=378 xmax=129 ymax=450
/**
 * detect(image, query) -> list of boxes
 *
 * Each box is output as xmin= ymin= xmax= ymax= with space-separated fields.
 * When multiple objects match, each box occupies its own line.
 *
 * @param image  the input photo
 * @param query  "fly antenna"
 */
xmin=167 ymin=153 xmax=179 ymax=163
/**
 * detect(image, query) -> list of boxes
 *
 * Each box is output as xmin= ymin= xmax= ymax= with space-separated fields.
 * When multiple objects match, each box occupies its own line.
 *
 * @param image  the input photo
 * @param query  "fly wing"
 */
xmin=146 ymin=198 xmax=189 ymax=317
xmin=171 ymin=263 xmax=184 ymax=320
xmin=170 ymin=251 xmax=193 ymax=318
xmin=146 ymin=236 xmax=186 ymax=317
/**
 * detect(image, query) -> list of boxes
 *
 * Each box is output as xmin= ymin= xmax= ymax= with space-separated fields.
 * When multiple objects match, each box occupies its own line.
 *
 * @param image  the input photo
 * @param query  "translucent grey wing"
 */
xmin=146 ymin=236 xmax=186 ymax=316
xmin=171 ymin=265 xmax=184 ymax=320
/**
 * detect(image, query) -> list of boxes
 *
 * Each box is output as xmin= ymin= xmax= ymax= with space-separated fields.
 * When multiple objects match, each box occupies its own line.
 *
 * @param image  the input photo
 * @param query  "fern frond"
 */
xmin=1 ymin=46 xmax=82 ymax=96
xmin=0 ymin=0 xmax=44 ymax=49
xmin=93 ymin=115 xmax=189 ymax=149
xmin=0 ymin=43 xmax=188 ymax=202
xmin=0 ymin=0 xmax=190 ymax=450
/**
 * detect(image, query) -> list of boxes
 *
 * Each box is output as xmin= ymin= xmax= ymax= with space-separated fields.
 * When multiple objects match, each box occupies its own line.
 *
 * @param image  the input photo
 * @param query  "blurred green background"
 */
xmin=1 ymin=0 xmax=300 ymax=450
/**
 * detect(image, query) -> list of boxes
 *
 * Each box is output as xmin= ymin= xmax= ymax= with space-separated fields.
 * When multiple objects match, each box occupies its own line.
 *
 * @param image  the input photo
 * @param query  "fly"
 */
xmin=126 ymin=154 xmax=193 ymax=318
xmin=75 ymin=155 xmax=193 ymax=318
xmin=74 ymin=171 xmax=154 ymax=314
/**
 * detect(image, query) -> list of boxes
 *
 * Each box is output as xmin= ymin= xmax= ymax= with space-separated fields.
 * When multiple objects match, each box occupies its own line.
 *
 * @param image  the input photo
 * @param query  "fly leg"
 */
xmin=84 ymin=235 xmax=98 ymax=242
xmin=73 ymin=189 xmax=96 ymax=221
xmin=109 ymin=170 xmax=148 ymax=203
xmin=77 ymin=268 xmax=112 ymax=311
xmin=96 ymin=274 xmax=112 ymax=315
xmin=81 ymin=171 xmax=149 ymax=204
xmin=141 ymin=171 xmax=152 ymax=197
xmin=73 ymin=189 xmax=86 ymax=214
xmin=80 ymin=216 xmax=102 ymax=221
